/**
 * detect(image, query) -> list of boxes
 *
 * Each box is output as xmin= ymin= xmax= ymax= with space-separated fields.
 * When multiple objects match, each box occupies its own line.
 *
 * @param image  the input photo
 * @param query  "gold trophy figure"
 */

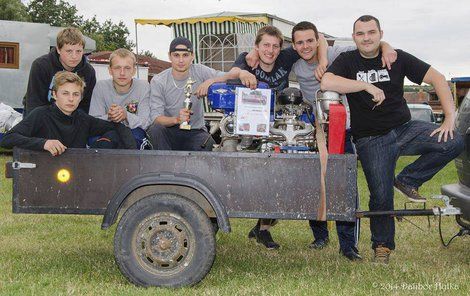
xmin=179 ymin=77 xmax=196 ymax=130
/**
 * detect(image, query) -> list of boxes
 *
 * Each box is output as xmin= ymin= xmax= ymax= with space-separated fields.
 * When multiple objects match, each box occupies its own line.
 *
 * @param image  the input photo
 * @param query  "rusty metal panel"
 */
xmin=11 ymin=148 xmax=357 ymax=221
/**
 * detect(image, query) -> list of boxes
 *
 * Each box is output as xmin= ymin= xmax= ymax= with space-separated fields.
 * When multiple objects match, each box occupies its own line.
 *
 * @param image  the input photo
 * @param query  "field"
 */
xmin=0 ymin=154 xmax=468 ymax=295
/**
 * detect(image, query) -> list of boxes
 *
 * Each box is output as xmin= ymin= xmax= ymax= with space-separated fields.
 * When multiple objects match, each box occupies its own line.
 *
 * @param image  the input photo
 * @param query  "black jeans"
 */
xmin=147 ymin=123 xmax=214 ymax=151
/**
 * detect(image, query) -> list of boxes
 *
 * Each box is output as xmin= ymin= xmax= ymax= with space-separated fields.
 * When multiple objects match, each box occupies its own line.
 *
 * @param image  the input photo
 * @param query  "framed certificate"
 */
xmin=234 ymin=87 xmax=272 ymax=136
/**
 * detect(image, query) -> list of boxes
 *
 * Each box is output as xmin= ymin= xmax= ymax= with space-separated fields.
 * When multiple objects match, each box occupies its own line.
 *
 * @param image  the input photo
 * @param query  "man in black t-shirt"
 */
xmin=230 ymin=26 xmax=299 ymax=94
xmin=228 ymin=25 xmax=293 ymax=250
xmin=321 ymin=15 xmax=464 ymax=263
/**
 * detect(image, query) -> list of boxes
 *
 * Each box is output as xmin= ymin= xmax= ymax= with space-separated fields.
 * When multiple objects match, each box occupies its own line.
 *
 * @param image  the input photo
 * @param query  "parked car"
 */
xmin=441 ymin=91 xmax=470 ymax=228
xmin=408 ymin=103 xmax=436 ymax=123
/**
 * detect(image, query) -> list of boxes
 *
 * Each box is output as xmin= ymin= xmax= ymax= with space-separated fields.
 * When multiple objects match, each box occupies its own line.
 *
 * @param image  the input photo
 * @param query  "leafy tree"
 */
xmin=99 ymin=19 xmax=134 ymax=51
xmin=81 ymin=17 xmax=134 ymax=51
xmin=26 ymin=0 xmax=134 ymax=52
xmin=27 ymin=0 xmax=82 ymax=27
xmin=0 ymin=0 xmax=30 ymax=22
xmin=140 ymin=50 xmax=156 ymax=59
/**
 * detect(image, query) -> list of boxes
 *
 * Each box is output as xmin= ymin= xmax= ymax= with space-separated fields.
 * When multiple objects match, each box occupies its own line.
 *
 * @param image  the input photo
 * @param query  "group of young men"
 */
xmin=0 ymin=15 xmax=464 ymax=264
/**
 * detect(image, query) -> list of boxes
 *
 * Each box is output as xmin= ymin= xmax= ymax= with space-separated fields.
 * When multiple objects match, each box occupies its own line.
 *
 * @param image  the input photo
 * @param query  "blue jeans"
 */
xmin=309 ymin=128 xmax=357 ymax=252
xmin=309 ymin=220 xmax=356 ymax=252
xmin=355 ymin=120 xmax=464 ymax=250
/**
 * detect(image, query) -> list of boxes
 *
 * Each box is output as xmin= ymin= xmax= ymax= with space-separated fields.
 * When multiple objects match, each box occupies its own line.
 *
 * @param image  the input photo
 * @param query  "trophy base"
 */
xmin=179 ymin=123 xmax=191 ymax=130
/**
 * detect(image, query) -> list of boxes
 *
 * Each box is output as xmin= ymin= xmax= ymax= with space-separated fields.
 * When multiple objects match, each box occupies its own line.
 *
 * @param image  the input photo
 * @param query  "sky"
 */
xmin=42 ymin=0 xmax=470 ymax=79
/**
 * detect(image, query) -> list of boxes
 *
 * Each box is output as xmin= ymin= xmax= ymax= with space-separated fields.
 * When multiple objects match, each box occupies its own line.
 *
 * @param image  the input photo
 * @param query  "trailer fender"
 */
xmin=101 ymin=172 xmax=230 ymax=232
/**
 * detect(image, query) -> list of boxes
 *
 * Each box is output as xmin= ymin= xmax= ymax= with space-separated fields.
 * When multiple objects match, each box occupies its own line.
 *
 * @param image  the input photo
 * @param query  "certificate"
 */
xmin=234 ymin=87 xmax=272 ymax=136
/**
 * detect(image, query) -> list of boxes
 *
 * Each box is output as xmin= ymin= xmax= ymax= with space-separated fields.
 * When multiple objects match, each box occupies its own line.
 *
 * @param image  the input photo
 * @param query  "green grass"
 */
xmin=0 ymin=155 xmax=468 ymax=295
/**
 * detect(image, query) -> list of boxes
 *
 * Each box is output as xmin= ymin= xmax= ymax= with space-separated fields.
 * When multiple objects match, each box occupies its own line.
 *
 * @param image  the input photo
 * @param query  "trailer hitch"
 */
xmin=355 ymin=195 xmax=462 ymax=218
xmin=356 ymin=195 xmax=467 ymax=248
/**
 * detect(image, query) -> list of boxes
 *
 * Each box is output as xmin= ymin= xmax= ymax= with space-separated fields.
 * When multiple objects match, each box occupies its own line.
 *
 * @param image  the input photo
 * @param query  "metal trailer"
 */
xmin=6 ymin=148 xmax=357 ymax=288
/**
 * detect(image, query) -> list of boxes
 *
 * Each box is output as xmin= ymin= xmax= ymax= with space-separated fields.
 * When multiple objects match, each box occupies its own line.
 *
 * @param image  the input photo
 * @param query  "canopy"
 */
xmin=134 ymin=16 xmax=269 ymax=26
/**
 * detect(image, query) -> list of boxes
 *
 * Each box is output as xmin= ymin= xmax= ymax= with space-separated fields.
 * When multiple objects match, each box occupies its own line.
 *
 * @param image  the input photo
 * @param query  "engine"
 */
xmin=206 ymin=82 xmax=344 ymax=154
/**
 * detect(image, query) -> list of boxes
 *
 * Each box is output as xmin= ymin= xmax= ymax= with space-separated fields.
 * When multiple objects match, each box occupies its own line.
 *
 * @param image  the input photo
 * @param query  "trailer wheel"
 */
xmin=114 ymin=193 xmax=216 ymax=288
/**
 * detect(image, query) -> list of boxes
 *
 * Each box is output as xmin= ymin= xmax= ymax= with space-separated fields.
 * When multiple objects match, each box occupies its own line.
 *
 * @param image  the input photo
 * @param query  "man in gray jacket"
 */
xmin=147 ymin=37 xmax=232 ymax=151
xmin=89 ymin=48 xmax=151 ymax=148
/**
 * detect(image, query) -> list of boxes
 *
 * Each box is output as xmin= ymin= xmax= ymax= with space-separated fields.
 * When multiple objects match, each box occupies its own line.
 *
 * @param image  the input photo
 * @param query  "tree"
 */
xmin=81 ymin=17 xmax=134 ymax=52
xmin=27 ymin=0 xmax=82 ymax=27
xmin=27 ymin=0 xmax=134 ymax=52
xmin=99 ymin=19 xmax=134 ymax=51
xmin=0 ymin=0 xmax=30 ymax=22
xmin=140 ymin=50 xmax=156 ymax=59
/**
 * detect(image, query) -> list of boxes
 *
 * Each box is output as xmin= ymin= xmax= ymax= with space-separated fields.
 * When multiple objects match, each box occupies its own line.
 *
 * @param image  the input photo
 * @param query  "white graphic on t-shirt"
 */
xmin=368 ymin=70 xmax=378 ymax=83
xmin=378 ymin=69 xmax=390 ymax=82
xmin=356 ymin=69 xmax=390 ymax=84
xmin=357 ymin=71 xmax=367 ymax=82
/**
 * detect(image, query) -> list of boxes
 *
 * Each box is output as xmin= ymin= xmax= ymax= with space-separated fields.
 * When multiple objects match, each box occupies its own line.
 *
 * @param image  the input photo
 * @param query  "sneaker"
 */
xmin=394 ymin=180 xmax=426 ymax=203
xmin=256 ymin=230 xmax=280 ymax=249
xmin=308 ymin=238 xmax=329 ymax=250
xmin=373 ymin=245 xmax=391 ymax=264
xmin=248 ymin=221 xmax=280 ymax=249
xmin=339 ymin=246 xmax=362 ymax=261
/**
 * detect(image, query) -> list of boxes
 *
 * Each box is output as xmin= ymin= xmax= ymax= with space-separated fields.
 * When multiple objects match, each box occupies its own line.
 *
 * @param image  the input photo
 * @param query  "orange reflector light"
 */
xmin=57 ymin=169 xmax=71 ymax=183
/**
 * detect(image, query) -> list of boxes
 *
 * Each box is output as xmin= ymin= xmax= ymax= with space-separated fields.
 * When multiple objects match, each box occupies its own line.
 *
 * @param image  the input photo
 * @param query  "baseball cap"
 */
xmin=169 ymin=37 xmax=193 ymax=53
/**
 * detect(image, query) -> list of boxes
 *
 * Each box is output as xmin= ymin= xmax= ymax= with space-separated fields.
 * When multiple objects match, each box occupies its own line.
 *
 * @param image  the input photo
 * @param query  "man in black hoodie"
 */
xmin=1 ymin=71 xmax=136 ymax=154
xmin=24 ymin=27 xmax=96 ymax=115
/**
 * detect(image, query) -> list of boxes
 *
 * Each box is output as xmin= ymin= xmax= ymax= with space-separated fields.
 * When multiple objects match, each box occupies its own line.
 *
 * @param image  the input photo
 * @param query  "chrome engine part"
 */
xmin=210 ymin=87 xmax=316 ymax=153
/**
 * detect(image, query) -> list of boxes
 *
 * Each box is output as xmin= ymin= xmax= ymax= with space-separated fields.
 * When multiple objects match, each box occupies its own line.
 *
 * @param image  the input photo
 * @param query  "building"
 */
xmin=0 ymin=20 xmax=96 ymax=108
xmin=88 ymin=51 xmax=171 ymax=82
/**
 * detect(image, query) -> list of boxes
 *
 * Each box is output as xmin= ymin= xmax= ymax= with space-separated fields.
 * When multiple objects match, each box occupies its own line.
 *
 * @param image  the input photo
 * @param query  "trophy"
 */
xmin=179 ymin=77 xmax=196 ymax=130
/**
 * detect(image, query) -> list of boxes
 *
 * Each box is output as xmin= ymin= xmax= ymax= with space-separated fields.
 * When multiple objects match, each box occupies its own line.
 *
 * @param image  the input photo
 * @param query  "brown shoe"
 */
xmin=394 ymin=180 xmax=426 ymax=203
xmin=373 ymin=246 xmax=391 ymax=264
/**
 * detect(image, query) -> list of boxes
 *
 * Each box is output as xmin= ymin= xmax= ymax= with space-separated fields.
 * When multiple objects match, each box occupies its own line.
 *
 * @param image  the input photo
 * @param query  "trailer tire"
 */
xmin=114 ymin=193 xmax=216 ymax=288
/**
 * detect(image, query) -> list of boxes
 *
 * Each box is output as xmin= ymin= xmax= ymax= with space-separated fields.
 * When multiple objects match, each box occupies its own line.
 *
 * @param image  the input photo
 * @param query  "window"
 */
xmin=0 ymin=42 xmax=20 ymax=69
xmin=199 ymin=33 xmax=253 ymax=72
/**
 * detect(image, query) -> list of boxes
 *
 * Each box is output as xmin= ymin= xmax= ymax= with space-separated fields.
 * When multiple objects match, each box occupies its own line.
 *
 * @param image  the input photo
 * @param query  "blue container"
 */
xmin=207 ymin=82 xmax=274 ymax=114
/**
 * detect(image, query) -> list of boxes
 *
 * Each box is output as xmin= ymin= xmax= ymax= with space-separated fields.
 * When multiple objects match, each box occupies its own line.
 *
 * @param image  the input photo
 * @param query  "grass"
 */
xmin=0 ymin=154 xmax=468 ymax=295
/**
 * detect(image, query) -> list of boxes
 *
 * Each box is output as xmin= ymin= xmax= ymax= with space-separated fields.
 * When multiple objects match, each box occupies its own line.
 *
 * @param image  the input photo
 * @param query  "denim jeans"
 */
xmin=309 ymin=128 xmax=357 ymax=252
xmin=309 ymin=220 xmax=356 ymax=252
xmin=355 ymin=120 xmax=464 ymax=250
xmin=147 ymin=123 xmax=214 ymax=151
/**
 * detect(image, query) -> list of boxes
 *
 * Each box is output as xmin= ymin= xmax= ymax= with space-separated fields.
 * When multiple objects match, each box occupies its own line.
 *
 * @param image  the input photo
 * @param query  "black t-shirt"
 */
xmin=232 ymin=47 xmax=299 ymax=92
xmin=326 ymin=49 xmax=431 ymax=139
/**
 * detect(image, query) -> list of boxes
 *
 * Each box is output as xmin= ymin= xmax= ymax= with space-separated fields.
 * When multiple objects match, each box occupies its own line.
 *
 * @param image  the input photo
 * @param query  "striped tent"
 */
xmin=135 ymin=15 xmax=269 ymax=63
